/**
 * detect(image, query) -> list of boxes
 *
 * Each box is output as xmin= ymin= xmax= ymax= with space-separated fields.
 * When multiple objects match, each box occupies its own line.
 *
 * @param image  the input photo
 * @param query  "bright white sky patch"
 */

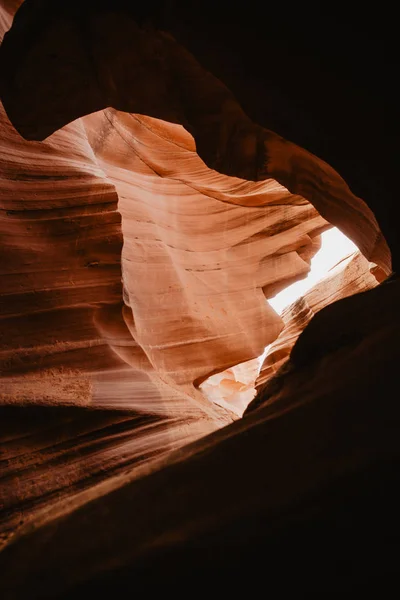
xmin=268 ymin=228 xmax=358 ymax=315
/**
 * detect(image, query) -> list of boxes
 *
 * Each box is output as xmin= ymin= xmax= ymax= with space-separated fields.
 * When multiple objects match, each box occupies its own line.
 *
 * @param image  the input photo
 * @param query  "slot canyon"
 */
xmin=0 ymin=1 xmax=399 ymax=595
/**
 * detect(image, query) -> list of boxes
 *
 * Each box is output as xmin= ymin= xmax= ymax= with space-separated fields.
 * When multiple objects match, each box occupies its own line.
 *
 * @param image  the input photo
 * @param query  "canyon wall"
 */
xmin=0 ymin=2 xmax=398 ymax=594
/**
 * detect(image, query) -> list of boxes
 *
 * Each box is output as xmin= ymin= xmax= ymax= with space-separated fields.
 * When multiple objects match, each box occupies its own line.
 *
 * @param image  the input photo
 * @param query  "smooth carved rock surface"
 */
xmin=0 ymin=89 xmax=228 ymax=545
xmin=256 ymin=251 xmax=380 ymax=387
xmin=0 ymin=401 xmax=220 ymax=550
xmin=0 ymin=2 xmax=330 ymax=544
xmin=0 ymin=2 xmax=398 ymax=587
xmin=0 ymin=1 xmax=391 ymax=412
xmin=0 ymin=0 xmax=333 ymax=413
xmin=83 ymin=110 xmax=329 ymax=387
xmin=199 ymin=250 xmax=382 ymax=412
xmin=0 ymin=279 xmax=399 ymax=597
xmin=0 ymin=1 xmax=392 ymax=274
xmin=0 ymin=88 xmax=329 ymax=404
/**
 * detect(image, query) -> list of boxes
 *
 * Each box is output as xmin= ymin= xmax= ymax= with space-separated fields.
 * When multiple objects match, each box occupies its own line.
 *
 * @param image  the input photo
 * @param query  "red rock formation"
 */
xmin=0 ymin=2 xmax=391 ymax=273
xmin=0 ymin=87 xmax=330 ymax=397
xmin=0 ymin=93 xmax=226 ymax=543
xmin=1 ymin=2 xmax=391 ymax=414
xmin=83 ymin=110 xmax=330 ymax=386
xmin=1 ymin=0 xmax=335 ymax=413
xmin=0 ymin=88 xmax=329 ymax=536
xmin=0 ymin=2 xmax=399 ymax=595
xmin=1 ymin=278 xmax=399 ymax=597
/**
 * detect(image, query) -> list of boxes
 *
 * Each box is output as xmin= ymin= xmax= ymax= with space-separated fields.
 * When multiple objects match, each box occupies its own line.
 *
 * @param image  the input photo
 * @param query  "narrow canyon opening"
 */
xmin=268 ymin=228 xmax=358 ymax=315
xmin=199 ymin=227 xmax=361 ymax=416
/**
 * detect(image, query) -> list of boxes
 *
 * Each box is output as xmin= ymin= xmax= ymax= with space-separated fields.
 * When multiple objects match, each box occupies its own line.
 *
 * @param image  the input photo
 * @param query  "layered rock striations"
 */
xmin=0 ymin=1 xmax=391 ymax=273
xmin=1 ymin=1 xmax=392 ymax=410
xmin=83 ymin=110 xmax=329 ymax=388
xmin=1 ymin=278 xmax=399 ymax=597
xmin=0 ymin=2 xmax=398 ymax=592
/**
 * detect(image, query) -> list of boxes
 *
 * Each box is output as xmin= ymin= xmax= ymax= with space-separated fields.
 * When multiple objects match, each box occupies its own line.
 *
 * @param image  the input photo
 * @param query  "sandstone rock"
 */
xmin=0 ymin=2 xmax=329 ymax=544
xmin=0 ymin=3 xmax=398 ymax=594
xmin=0 ymin=2 xmax=391 ymax=273
xmin=0 ymin=279 xmax=399 ymax=597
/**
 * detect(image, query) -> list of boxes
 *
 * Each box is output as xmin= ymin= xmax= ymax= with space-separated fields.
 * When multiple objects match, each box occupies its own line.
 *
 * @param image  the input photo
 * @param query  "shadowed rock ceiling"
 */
xmin=0 ymin=1 xmax=399 ymax=596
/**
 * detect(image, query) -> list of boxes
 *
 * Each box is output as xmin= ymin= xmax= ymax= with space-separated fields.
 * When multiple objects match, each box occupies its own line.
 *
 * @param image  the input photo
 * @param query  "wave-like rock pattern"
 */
xmin=83 ymin=110 xmax=329 ymax=389
xmin=0 ymin=1 xmax=397 ymax=574
xmin=0 ymin=1 xmax=392 ymax=274
xmin=0 ymin=90 xmax=329 ymax=408
xmin=0 ymin=403 xmax=218 ymax=549
xmin=0 ymin=2 xmax=330 ymax=542
xmin=0 ymin=65 xmax=225 ymax=545
xmin=0 ymin=1 xmax=331 ymax=412
xmin=1 ymin=279 xmax=399 ymax=597
xmin=0 ymin=3 xmax=392 ymax=413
